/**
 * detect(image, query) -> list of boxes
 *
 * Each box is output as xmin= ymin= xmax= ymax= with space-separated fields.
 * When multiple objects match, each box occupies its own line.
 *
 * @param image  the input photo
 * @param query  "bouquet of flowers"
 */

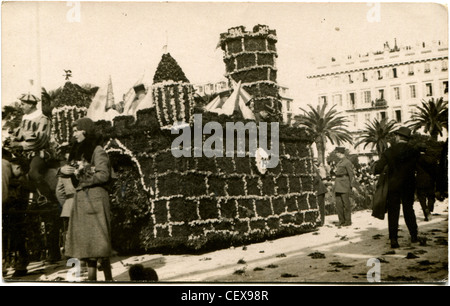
xmin=71 ymin=160 xmax=96 ymax=180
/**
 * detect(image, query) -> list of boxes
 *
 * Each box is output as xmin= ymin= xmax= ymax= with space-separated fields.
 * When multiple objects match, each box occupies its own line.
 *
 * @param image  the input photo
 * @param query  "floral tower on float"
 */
xmin=219 ymin=24 xmax=282 ymax=121
xmin=51 ymin=81 xmax=93 ymax=147
xmin=152 ymin=53 xmax=195 ymax=129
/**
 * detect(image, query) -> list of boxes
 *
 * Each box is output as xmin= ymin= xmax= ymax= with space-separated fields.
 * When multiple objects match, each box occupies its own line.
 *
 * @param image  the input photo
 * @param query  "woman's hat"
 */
xmin=73 ymin=117 xmax=96 ymax=136
xmin=394 ymin=126 xmax=412 ymax=138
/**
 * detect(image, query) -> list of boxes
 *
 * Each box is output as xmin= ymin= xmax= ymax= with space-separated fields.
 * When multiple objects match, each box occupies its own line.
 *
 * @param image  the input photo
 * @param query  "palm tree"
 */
xmin=293 ymin=103 xmax=353 ymax=165
xmin=354 ymin=117 xmax=397 ymax=158
xmin=407 ymin=97 xmax=448 ymax=140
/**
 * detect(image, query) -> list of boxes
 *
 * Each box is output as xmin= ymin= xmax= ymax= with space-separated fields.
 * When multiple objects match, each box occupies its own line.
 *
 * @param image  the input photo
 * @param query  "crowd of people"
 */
xmin=314 ymin=126 xmax=448 ymax=249
xmin=2 ymin=93 xmax=448 ymax=280
xmin=2 ymin=94 xmax=114 ymax=280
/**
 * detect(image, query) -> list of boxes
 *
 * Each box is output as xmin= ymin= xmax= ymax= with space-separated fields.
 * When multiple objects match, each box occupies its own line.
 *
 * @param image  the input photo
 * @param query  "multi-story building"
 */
xmin=194 ymin=80 xmax=294 ymax=125
xmin=194 ymin=81 xmax=229 ymax=97
xmin=307 ymin=40 xmax=448 ymax=160
xmin=279 ymin=85 xmax=294 ymax=125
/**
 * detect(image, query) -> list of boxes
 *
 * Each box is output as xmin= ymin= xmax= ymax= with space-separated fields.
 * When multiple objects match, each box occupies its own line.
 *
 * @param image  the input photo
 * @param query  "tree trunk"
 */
xmin=315 ymin=137 xmax=326 ymax=167
xmin=431 ymin=131 xmax=438 ymax=141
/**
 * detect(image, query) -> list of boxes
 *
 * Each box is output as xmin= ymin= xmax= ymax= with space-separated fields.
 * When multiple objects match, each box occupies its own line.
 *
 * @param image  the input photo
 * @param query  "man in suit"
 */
xmin=333 ymin=147 xmax=356 ymax=226
xmin=374 ymin=126 xmax=419 ymax=248
xmin=416 ymin=146 xmax=438 ymax=221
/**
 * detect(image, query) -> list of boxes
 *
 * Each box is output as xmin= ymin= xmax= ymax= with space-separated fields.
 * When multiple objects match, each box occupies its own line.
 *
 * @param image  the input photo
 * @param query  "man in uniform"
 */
xmin=333 ymin=147 xmax=356 ymax=226
xmin=374 ymin=126 xmax=419 ymax=248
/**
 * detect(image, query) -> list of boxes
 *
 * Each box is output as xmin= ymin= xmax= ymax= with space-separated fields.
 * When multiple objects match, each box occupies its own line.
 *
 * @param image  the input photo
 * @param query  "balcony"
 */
xmin=374 ymin=98 xmax=388 ymax=107
xmin=345 ymin=99 xmax=388 ymax=113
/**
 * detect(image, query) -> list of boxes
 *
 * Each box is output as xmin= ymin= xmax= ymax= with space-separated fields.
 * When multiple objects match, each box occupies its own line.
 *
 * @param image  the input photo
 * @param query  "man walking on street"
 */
xmin=333 ymin=147 xmax=356 ymax=227
xmin=374 ymin=126 xmax=420 ymax=248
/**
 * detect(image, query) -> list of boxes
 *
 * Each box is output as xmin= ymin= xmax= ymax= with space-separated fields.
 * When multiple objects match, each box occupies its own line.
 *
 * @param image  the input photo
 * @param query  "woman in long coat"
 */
xmin=60 ymin=117 xmax=113 ymax=281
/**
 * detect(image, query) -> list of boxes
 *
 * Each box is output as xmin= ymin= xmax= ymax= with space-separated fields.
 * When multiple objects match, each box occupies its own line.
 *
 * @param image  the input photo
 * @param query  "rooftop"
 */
xmin=308 ymin=39 xmax=448 ymax=78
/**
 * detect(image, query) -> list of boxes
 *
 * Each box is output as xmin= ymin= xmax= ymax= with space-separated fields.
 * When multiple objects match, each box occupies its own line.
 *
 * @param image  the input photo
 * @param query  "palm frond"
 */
xmin=354 ymin=117 xmax=397 ymax=156
xmin=406 ymin=97 xmax=448 ymax=139
xmin=293 ymin=103 xmax=353 ymax=163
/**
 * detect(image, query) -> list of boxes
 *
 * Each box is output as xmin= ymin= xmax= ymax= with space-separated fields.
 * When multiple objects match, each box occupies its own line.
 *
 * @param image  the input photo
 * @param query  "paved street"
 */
xmin=2 ymin=199 xmax=448 ymax=284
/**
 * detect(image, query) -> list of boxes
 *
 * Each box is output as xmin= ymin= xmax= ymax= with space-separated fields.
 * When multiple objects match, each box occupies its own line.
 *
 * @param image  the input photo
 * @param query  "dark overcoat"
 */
xmin=416 ymin=150 xmax=438 ymax=190
xmin=374 ymin=142 xmax=418 ymax=193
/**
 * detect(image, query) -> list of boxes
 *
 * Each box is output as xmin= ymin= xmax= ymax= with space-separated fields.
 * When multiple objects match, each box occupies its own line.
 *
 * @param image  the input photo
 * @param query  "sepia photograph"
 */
xmin=1 ymin=1 xmax=448 ymax=289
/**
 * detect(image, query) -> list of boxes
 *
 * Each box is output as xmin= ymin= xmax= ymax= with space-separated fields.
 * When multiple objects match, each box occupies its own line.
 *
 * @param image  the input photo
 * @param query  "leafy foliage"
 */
xmin=2 ymin=102 xmax=23 ymax=131
xmin=407 ymin=97 xmax=448 ymax=140
xmin=52 ymin=82 xmax=97 ymax=108
xmin=109 ymin=153 xmax=152 ymax=255
xmin=153 ymin=53 xmax=190 ymax=84
xmin=293 ymin=103 xmax=352 ymax=164
xmin=354 ymin=117 xmax=397 ymax=157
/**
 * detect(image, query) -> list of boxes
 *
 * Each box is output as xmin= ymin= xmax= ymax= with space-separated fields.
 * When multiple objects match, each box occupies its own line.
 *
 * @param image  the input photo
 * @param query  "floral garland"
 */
xmin=225 ymin=64 xmax=278 ymax=76
xmin=183 ymin=209 xmax=316 ymax=243
xmin=104 ymin=138 xmax=153 ymax=195
xmin=235 ymin=80 xmax=279 ymax=89
xmin=152 ymin=80 xmax=194 ymax=129
xmin=51 ymin=105 xmax=87 ymax=146
xmin=220 ymin=25 xmax=278 ymax=44
xmin=178 ymin=84 xmax=185 ymax=122
xmin=223 ymin=50 xmax=278 ymax=60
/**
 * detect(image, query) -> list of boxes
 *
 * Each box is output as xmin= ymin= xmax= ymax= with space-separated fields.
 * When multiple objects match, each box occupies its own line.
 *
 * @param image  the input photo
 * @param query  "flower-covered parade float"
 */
xmin=52 ymin=25 xmax=319 ymax=254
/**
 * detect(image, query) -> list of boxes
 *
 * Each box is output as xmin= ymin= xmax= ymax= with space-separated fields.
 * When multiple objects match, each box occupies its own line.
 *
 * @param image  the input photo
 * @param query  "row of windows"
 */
xmin=318 ymin=60 xmax=448 ymax=87
xmin=195 ymin=81 xmax=229 ymax=95
xmin=349 ymin=107 xmax=417 ymax=128
xmin=195 ymin=83 xmax=291 ymax=97
xmin=320 ymin=80 xmax=448 ymax=107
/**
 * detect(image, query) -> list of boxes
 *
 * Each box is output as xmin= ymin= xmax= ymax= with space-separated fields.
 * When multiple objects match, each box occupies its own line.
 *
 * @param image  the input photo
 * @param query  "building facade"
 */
xmin=279 ymin=85 xmax=294 ymax=125
xmin=307 ymin=40 xmax=448 ymax=159
xmin=194 ymin=81 xmax=229 ymax=97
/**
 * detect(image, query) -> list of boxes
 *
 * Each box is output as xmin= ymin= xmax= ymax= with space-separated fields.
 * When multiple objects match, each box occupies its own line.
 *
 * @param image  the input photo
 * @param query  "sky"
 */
xmin=1 ymin=1 xmax=448 ymax=112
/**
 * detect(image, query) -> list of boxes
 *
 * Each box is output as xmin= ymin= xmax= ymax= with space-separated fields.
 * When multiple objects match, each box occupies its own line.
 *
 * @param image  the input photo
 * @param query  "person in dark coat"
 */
xmin=416 ymin=147 xmax=438 ymax=221
xmin=374 ymin=126 xmax=420 ymax=248
xmin=333 ymin=147 xmax=357 ymax=226
xmin=2 ymin=156 xmax=31 ymax=277
xmin=435 ymin=139 xmax=448 ymax=201
xmin=60 ymin=117 xmax=113 ymax=281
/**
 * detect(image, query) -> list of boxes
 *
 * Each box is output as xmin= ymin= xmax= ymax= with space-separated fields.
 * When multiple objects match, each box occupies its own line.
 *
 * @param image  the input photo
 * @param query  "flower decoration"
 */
xmin=152 ymin=54 xmax=195 ymax=129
